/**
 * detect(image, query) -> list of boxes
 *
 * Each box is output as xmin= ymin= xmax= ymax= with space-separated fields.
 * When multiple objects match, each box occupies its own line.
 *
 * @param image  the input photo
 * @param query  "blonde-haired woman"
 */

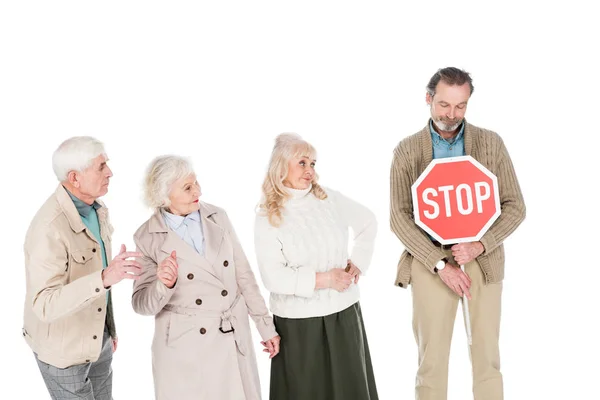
xmin=255 ymin=133 xmax=379 ymax=400
xmin=132 ymin=155 xmax=280 ymax=400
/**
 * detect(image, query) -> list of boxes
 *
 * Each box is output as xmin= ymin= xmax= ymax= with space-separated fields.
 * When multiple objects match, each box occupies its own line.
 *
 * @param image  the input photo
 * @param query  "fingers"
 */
xmin=171 ymin=250 xmax=177 ymax=259
xmin=347 ymin=265 xmax=361 ymax=285
xmin=451 ymin=284 xmax=463 ymax=297
xmin=119 ymin=244 xmax=126 ymax=255
xmin=272 ymin=337 xmax=280 ymax=356
xmin=157 ymin=268 xmax=174 ymax=279
xmin=266 ymin=340 xmax=275 ymax=357
xmin=462 ymin=284 xmax=472 ymax=301
xmin=160 ymin=264 xmax=178 ymax=278
xmin=455 ymin=279 xmax=471 ymax=300
xmin=158 ymin=270 xmax=177 ymax=283
xmin=339 ymin=270 xmax=353 ymax=283
xmin=162 ymin=257 xmax=178 ymax=270
xmin=451 ymin=243 xmax=464 ymax=251
xmin=121 ymin=266 xmax=143 ymax=275
xmin=460 ymin=271 xmax=472 ymax=287
xmin=115 ymin=251 xmax=144 ymax=260
xmin=120 ymin=260 xmax=143 ymax=269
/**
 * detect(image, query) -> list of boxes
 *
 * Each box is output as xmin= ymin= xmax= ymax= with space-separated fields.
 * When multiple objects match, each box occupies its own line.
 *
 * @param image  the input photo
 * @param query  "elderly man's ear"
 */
xmin=67 ymin=170 xmax=80 ymax=187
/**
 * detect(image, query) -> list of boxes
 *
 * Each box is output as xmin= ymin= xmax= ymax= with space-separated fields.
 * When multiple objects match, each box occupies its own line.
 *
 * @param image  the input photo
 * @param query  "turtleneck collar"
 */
xmin=286 ymin=183 xmax=312 ymax=200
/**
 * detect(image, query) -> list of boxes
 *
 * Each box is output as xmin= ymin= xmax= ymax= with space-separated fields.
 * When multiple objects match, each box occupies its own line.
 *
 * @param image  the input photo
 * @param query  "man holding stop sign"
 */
xmin=390 ymin=67 xmax=525 ymax=400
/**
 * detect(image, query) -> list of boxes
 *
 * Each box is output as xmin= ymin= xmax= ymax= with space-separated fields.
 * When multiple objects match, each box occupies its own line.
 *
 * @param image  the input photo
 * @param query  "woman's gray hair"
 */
xmin=52 ymin=136 xmax=106 ymax=181
xmin=144 ymin=155 xmax=195 ymax=209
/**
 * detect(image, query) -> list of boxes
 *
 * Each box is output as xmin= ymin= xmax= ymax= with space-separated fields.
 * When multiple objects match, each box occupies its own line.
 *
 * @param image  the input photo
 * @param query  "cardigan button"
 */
xmin=92 ymin=248 xmax=97 ymax=253
xmin=196 ymin=299 xmax=202 ymax=305
xmin=187 ymin=273 xmax=194 ymax=280
xmin=221 ymin=290 xmax=228 ymax=297
xmin=93 ymin=335 xmax=98 ymax=340
xmin=200 ymin=328 xmax=206 ymax=335
xmin=223 ymin=260 xmax=229 ymax=267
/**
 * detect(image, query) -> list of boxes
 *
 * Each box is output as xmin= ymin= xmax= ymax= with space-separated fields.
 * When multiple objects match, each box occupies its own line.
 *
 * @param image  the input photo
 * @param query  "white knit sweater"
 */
xmin=254 ymin=185 xmax=377 ymax=319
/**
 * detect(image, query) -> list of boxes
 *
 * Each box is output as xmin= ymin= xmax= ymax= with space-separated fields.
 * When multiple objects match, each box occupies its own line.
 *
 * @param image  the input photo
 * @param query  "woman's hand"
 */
xmin=345 ymin=259 xmax=361 ymax=284
xmin=158 ymin=251 xmax=178 ymax=289
xmin=261 ymin=335 xmax=281 ymax=358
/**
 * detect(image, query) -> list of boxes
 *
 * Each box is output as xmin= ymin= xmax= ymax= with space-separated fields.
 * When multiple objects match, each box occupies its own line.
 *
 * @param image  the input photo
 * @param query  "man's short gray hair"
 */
xmin=426 ymin=67 xmax=474 ymax=97
xmin=144 ymin=155 xmax=195 ymax=209
xmin=52 ymin=136 xmax=106 ymax=181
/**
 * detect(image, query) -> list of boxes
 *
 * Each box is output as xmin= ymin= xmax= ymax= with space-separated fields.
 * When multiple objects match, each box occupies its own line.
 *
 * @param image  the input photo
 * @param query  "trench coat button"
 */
xmin=398 ymin=282 xmax=403 ymax=287
xmin=195 ymin=299 xmax=202 ymax=305
xmin=223 ymin=260 xmax=229 ymax=267
xmin=92 ymin=248 xmax=97 ymax=253
xmin=82 ymin=256 xmax=86 ymax=261
xmin=221 ymin=290 xmax=228 ymax=297
xmin=93 ymin=335 xmax=98 ymax=340
xmin=95 ymin=288 xmax=100 ymax=293
xmin=98 ymin=308 xmax=102 ymax=312
xmin=86 ymin=359 xmax=90 ymax=362
xmin=200 ymin=328 xmax=206 ymax=335
xmin=187 ymin=273 xmax=194 ymax=280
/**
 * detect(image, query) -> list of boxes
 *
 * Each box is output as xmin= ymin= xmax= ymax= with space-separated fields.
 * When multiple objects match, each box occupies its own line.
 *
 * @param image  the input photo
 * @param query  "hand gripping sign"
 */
xmin=412 ymin=155 xmax=501 ymax=345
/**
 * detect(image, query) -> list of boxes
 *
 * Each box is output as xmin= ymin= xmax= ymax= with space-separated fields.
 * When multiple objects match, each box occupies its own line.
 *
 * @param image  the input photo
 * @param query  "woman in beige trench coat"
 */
xmin=132 ymin=155 xmax=280 ymax=400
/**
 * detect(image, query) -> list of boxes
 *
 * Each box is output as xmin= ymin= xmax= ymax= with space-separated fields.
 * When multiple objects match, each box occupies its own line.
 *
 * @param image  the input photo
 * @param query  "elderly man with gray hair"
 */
xmin=22 ymin=136 xmax=142 ymax=400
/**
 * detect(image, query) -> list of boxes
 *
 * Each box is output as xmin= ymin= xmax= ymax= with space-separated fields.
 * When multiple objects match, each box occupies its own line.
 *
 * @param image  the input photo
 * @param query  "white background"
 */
xmin=1 ymin=1 xmax=598 ymax=399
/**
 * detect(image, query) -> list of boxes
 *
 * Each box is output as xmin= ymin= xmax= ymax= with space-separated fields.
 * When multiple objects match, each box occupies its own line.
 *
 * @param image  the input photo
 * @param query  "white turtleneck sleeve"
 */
xmin=329 ymin=189 xmax=378 ymax=275
xmin=254 ymin=185 xmax=377 ymax=318
xmin=254 ymin=216 xmax=317 ymax=298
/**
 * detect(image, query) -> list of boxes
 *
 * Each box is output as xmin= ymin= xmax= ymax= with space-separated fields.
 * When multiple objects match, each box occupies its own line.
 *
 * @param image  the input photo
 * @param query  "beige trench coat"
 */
xmin=132 ymin=202 xmax=277 ymax=400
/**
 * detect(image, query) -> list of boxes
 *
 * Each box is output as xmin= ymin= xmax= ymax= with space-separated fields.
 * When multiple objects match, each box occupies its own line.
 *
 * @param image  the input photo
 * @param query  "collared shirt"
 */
xmin=65 ymin=188 xmax=108 ymax=268
xmin=162 ymin=210 xmax=205 ymax=256
xmin=430 ymin=119 xmax=466 ymax=159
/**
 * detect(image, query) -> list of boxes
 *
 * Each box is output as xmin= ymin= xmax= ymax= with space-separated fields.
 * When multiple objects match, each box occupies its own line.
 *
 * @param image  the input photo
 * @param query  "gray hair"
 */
xmin=426 ymin=67 xmax=474 ymax=97
xmin=52 ymin=136 xmax=107 ymax=181
xmin=144 ymin=155 xmax=195 ymax=209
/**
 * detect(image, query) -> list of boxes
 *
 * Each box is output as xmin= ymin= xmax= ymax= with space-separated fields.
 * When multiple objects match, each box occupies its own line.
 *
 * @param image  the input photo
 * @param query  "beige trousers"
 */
xmin=411 ymin=251 xmax=503 ymax=400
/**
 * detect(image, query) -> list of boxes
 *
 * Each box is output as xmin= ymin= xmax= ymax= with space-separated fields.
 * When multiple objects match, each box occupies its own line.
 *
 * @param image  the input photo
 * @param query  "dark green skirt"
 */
xmin=270 ymin=302 xmax=378 ymax=400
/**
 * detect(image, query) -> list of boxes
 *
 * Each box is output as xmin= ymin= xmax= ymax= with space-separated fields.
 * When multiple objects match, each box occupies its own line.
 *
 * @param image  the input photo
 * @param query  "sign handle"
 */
xmin=461 ymin=264 xmax=473 ymax=345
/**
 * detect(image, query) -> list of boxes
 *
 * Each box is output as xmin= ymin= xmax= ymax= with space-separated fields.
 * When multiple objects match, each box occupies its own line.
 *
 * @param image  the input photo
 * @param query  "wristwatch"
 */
xmin=434 ymin=258 xmax=449 ymax=273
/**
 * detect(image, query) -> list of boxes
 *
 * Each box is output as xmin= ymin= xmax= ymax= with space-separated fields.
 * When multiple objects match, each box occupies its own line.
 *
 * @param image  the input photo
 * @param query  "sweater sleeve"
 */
xmin=254 ymin=215 xmax=316 ymax=298
xmin=328 ymin=189 xmax=378 ymax=275
xmin=479 ymin=139 xmax=526 ymax=254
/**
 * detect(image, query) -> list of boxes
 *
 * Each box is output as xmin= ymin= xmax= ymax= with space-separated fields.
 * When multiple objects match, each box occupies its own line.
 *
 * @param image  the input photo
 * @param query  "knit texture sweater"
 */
xmin=390 ymin=121 xmax=526 ymax=288
xmin=255 ymin=186 xmax=377 ymax=318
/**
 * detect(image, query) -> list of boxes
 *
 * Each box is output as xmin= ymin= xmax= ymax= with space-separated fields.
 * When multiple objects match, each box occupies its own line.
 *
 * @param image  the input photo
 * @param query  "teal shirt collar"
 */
xmin=64 ymin=187 xmax=102 ymax=218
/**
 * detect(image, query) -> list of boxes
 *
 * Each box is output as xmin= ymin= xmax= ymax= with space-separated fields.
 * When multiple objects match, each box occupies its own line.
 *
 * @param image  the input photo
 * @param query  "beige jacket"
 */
xmin=132 ymin=202 xmax=277 ymax=400
xmin=390 ymin=121 xmax=526 ymax=288
xmin=23 ymin=185 xmax=116 ymax=368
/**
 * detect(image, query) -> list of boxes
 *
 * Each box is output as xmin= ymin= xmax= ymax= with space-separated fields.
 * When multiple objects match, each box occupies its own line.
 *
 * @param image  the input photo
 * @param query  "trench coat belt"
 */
xmin=163 ymin=293 xmax=246 ymax=355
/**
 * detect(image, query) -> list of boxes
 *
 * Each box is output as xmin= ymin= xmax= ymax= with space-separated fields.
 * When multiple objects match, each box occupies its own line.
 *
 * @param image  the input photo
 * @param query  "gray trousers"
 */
xmin=35 ymin=328 xmax=113 ymax=400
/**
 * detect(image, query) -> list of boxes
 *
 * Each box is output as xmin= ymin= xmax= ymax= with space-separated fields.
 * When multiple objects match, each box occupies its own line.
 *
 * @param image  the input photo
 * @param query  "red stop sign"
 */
xmin=411 ymin=156 xmax=501 ymax=244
